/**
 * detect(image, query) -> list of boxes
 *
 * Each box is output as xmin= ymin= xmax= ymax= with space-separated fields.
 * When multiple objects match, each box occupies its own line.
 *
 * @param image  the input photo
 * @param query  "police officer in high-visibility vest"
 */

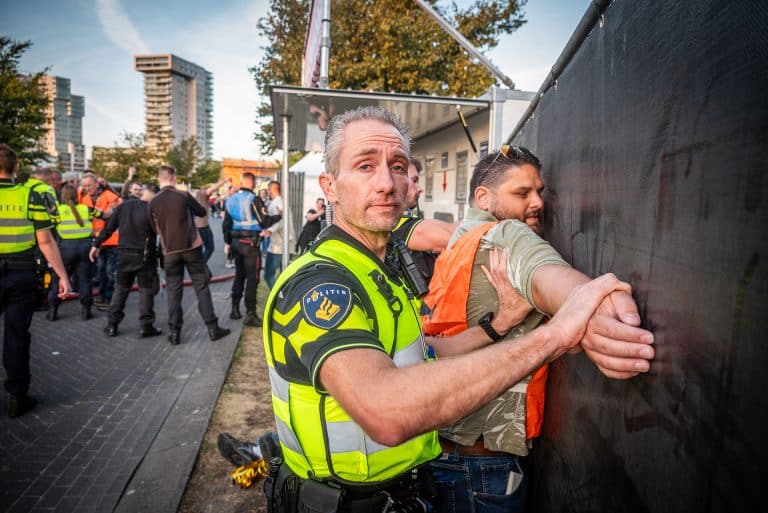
xmin=46 ymin=183 xmax=95 ymax=322
xmin=26 ymin=167 xmax=60 ymax=224
xmin=0 ymin=144 xmax=71 ymax=418
xmin=222 ymin=172 xmax=279 ymax=327
xmin=261 ymin=107 xmax=652 ymax=512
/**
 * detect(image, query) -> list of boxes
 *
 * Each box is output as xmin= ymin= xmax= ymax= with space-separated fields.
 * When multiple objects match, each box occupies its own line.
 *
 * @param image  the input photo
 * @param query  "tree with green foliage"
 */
xmin=190 ymin=159 xmax=221 ymax=188
xmin=90 ymin=132 xmax=161 ymax=183
xmin=0 ymin=37 xmax=50 ymax=168
xmin=249 ymin=0 xmax=526 ymax=153
xmin=166 ymin=136 xmax=201 ymax=182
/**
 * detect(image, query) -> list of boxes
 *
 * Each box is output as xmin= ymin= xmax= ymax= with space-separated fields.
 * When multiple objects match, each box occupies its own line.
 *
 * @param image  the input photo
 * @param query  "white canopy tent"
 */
xmin=289 ymin=151 xmax=326 ymax=226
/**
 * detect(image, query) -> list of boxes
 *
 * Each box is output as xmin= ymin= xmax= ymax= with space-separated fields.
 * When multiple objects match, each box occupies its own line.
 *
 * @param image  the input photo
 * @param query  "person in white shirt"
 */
xmin=260 ymin=180 xmax=294 ymax=289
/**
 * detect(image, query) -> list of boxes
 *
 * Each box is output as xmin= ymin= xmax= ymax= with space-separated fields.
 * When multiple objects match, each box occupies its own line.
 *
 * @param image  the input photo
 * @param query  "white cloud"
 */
xmin=95 ymin=0 xmax=150 ymax=54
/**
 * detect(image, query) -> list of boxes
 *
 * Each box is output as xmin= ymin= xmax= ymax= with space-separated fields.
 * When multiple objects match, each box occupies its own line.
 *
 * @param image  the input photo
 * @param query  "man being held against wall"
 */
xmin=423 ymin=145 xmax=653 ymax=512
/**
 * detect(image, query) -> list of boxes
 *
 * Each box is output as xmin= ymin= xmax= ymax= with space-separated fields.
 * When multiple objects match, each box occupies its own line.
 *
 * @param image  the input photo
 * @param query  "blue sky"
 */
xmin=1 ymin=0 xmax=585 ymax=161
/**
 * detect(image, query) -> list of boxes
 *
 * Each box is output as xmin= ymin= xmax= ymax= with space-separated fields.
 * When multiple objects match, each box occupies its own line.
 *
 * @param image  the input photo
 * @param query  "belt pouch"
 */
xmin=299 ymin=478 xmax=344 ymax=513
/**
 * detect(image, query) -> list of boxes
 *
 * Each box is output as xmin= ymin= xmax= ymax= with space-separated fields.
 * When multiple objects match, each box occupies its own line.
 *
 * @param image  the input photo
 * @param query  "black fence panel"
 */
xmin=509 ymin=1 xmax=768 ymax=511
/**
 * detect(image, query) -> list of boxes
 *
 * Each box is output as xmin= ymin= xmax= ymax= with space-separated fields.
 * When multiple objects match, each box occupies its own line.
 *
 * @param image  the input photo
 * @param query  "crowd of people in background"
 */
xmin=1 ymin=141 xmax=311 ymax=418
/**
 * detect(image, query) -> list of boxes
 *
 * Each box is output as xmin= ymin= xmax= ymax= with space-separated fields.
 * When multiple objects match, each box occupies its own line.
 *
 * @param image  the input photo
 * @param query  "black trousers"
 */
xmin=231 ymin=238 xmax=261 ymax=312
xmin=163 ymin=247 xmax=217 ymax=332
xmin=108 ymin=250 xmax=159 ymax=328
xmin=1 ymin=265 xmax=37 ymax=396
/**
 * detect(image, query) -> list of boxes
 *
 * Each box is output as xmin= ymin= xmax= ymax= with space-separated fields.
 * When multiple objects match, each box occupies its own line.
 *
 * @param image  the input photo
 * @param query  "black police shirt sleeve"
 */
xmin=390 ymin=215 xmax=421 ymax=246
xmin=27 ymin=188 xmax=53 ymax=231
xmin=271 ymin=265 xmax=384 ymax=393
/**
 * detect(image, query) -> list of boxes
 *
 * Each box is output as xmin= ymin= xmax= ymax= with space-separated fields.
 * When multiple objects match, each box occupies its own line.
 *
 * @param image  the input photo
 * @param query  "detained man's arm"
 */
xmin=319 ymin=273 xmax=631 ymax=446
xmin=530 ymin=264 xmax=655 ymax=378
xmin=36 ymin=229 xmax=71 ymax=298
xmin=406 ymin=220 xmax=458 ymax=253
xmin=430 ymin=248 xmax=533 ymax=357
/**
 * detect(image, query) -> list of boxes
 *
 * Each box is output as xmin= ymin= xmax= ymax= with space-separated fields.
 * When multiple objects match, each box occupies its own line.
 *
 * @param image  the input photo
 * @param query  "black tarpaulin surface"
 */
xmin=510 ymin=1 xmax=768 ymax=511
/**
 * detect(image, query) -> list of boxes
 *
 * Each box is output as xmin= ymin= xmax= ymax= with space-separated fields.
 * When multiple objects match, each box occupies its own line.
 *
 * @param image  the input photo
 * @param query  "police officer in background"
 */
xmin=222 ymin=172 xmax=280 ymax=327
xmin=46 ymin=183 xmax=95 ymax=322
xmin=261 ymin=107 xmax=653 ymax=512
xmin=0 ymin=144 xmax=71 ymax=418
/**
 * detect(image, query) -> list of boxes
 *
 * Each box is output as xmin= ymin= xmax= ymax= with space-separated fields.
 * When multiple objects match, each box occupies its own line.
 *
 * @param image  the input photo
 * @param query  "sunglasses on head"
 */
xmin=490 ymin=145 xmax=540 ymax=167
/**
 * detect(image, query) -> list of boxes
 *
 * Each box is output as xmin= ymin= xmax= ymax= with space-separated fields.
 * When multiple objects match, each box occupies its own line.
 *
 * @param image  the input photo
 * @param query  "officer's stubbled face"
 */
xmin=326 ymin=119 xmax=409 ymax=239
xmin=487 ymin=164 xmax=545 ymax=235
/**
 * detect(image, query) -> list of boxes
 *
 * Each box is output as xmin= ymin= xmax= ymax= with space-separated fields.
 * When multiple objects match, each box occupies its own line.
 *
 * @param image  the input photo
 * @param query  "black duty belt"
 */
xmin=0 ymin=258 xmax=36 ymax=272
xmin=276 ymin=463 xmax=428 ymax=513
xmin=231 ymin=230 xmax=259 ymax=238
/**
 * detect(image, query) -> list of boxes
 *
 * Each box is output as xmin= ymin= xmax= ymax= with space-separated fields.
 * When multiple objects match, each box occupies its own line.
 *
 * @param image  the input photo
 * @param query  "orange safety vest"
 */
xmin=422 ymin=222 xmax=549 ymax=440
xmin=82 ymin=189 xmax=120 ymax=246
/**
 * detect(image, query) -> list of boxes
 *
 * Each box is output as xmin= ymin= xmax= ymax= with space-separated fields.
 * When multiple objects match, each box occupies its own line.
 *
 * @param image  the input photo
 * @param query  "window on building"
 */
xmin=479 ymin=141 xmax=489 ymax=159
xmin=425 ymin=157 xmax=435 ymax=201
xmin=455 ymin=151 xmax=468 ymax=203
xmin=441 ymin=152 xmax=448 ymax=168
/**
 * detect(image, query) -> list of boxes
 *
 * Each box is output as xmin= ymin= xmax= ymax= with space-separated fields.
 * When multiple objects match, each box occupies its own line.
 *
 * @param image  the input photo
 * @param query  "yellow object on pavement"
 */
xmin=229 ymin=458 xmax=269 ymax=488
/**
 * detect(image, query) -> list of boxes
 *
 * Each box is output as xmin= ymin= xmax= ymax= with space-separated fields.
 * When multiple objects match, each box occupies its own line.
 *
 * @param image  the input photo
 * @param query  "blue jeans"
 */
xmin=198 ymin=225 xmax=215 ymax=263
xmin=263 ymin=251 xmax=282 ymax=290
xmin=97 ymin=246 xmax=118 ymax=302
xmin=429 ymin=448 xmax=527 ymax=513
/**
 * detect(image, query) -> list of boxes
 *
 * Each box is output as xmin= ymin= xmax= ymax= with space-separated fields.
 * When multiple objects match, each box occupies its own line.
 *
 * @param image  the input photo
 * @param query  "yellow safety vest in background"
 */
xmin=56 ymin=203 xmax=93 ymax=240
xmin=25 ymin=178 xmax=60 ymax=224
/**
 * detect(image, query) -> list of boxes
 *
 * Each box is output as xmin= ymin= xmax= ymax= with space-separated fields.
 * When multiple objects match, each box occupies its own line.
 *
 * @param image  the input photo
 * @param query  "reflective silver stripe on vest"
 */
xmin=392 ymin=334 xmax=425 ymax=368
xmin=268 ymin=367 xmax=305 ymax=455
xmin=275 ymin=413 xmax=304 ymax=455
xmin=269 ymin=366 xmax=290 ymax=402
xmin=326 ymin=421 xmax=391 ymax=455
xmin=0 ymin=233 xmax=35 ymax=243
xmin=58 ymin=219 xmax=92 ymax=237
xmin=269 ymin=365 xmax=390 ymax=457
xmin=0 ymin=218 xmax=32 ymax=227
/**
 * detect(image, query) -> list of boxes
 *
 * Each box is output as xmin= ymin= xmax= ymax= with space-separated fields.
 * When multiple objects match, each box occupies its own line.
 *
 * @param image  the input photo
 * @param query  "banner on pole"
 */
xmin=302 ymin=0 xmax=323 ymax=88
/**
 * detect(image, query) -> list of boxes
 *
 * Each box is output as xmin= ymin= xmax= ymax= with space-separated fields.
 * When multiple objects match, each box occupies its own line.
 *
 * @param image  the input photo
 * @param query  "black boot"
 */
xmin=217 ymin=432 xmax=260 ymax=467
xmin=139 ymin=325 xmax=163 ymax=338
xmin=243 ymin=311 xmax=262 ymax=327
xmin=229 ymin=301 xmax=242 ymax=320
xmin=81 ymin=305 xmax=93 ymax=320
xmin=104 ymin=323 xmax=118 ymax=337
xmin=8 ymin=394 xmax=37 ymax=418
xmin=168 ymin=330 xmax=181 ymax=345
xmin=45 ymin=304 xmax=58 ymax=322
xmin=207 ymin=323 xmax=230 ymax=341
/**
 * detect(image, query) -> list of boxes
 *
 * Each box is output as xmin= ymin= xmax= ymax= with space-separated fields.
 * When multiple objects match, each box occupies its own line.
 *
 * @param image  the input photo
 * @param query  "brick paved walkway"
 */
xmin=0 ymin=218 xmax=243 ymax=513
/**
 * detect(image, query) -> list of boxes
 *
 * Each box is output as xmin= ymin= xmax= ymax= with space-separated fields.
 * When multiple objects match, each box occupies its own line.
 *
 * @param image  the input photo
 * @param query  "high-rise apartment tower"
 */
xmin=41 ymin=75 xmax=86 ymax=173
xmin=134 ymin=54 xmax=213 ymax=158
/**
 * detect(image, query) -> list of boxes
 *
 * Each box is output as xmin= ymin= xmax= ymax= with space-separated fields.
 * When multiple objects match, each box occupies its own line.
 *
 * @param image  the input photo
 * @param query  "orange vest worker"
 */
xmin=422 ymin=222 xmax=548 ymax=440
xmin=82 ymin=187 xmax=120 ymax=246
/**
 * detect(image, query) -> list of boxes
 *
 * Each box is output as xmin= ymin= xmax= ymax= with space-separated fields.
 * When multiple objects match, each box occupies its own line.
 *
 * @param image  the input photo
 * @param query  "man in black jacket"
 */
xmin=91 ymin=183 xmax=163 ymax=338
xmin=148 ymin=165 xmax=229 ymax=345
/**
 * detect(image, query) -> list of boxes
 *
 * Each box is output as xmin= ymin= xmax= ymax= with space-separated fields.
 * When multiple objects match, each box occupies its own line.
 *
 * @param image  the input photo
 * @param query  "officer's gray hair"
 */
xmin=323 ymin=106 xmax=412 ymax=178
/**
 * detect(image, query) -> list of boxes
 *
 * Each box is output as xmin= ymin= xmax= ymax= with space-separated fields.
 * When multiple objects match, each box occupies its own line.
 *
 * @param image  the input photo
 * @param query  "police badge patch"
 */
xmin=301 ymin=283 xmax=353 ymax=329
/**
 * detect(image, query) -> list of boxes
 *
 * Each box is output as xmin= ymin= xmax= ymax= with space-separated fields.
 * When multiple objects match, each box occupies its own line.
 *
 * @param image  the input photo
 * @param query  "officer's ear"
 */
xmin=319 ymin=172 xmax=337 ymax=203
